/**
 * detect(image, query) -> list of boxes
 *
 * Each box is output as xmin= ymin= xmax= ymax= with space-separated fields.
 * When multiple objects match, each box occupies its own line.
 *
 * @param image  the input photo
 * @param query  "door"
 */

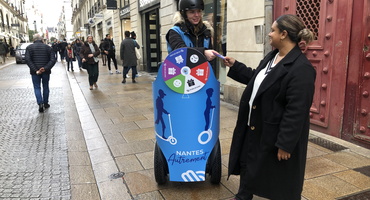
xmin=274 ymin=1 xmax=352 ymax=138
xmin=343 ymin=0 xmax=370 ymax=148
xmin=144 ymin=9 xmax=161 ymax=72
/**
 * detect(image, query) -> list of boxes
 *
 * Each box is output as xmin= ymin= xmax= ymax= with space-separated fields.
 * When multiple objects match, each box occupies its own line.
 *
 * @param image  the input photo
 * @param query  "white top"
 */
xmin=248 ymin=53 xmax=278 ymax=126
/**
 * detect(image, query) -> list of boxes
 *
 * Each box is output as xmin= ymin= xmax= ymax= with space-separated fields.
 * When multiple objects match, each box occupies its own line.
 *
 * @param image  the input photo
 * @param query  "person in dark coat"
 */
xmin=224 ymin=14 xmax=316 ymax=200
xmin=102 ymin=34 xmax=120 ymax=74
xmin=25 ymin=34 xmax=56 ymax=112
xmin=58 ymin=39 xmax=68 ymax=61
xmin=120 ymin=31 xmax=140 ymax=83
xmin=64 ymin=43 xmax=75 ymax=71
xmin=0 ymin=39 xmax=7 ymax=64
xmin=165 ymin=0 xmax=217 ymax=61
xmin=80 ymin=35 xmax=100 ymax=90
xmin=51 ymin=39 xmax=59 ymax=61
xmin=73 ymin=39 xmax=83 ymax=70
xmin=99 ymin=39 xmax=107 ymax=66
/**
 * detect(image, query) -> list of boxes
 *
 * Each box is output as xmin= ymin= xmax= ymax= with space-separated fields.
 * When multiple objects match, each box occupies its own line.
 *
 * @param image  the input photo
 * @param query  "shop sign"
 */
xmin=94 ymin=14 xmax=103 ymax=18
xmin=120 ymin=5 xmax=130 ymax=19
xmin=138 ymin=0 xmax=160 ymax=11
xmin=107 ymin=0 xmax=117 ymax=9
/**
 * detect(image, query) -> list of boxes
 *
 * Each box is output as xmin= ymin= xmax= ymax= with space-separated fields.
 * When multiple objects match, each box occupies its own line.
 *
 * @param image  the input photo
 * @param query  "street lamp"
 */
xmin=33 ymin=20 xmax=36 ymax=32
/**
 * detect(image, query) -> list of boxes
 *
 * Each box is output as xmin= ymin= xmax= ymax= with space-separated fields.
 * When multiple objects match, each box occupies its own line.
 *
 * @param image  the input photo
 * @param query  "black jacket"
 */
xmin=227 ymin=45 xmax=316 ymax=200
xmin=51 ymin=42 xmax=59 ymax=52
xmin=25 ymin=40 xmax=56 ymax=75
xmin=102 ymin=38 xmax=116 ymax=55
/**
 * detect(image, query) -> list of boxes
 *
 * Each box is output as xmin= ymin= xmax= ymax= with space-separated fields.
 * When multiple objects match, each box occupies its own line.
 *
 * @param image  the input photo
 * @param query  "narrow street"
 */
xmin=0 ymin=59 xmax=369 ymax=199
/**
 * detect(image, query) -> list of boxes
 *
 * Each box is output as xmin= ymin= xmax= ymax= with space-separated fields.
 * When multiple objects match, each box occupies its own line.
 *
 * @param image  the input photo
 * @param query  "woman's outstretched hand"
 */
xmin=223 ymin=56 xmax=236 ymax=67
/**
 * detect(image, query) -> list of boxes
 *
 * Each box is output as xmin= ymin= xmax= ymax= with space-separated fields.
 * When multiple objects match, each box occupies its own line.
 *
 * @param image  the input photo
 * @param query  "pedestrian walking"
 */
xmin=58 ymin=39 xmax=68 ymax=62
xmin=65 ymin=44 xmax=75 ymax=71
xmin=224 ymin=14 xmax=316 ymax=200
xmin=80 ymin=35 xmax=100 ymax=90
xmin=130 ymin=31 xmax=141 ymax=78
xmin=51 ymin=39 xmax=59 ymax=61
xmin=120 ymin=31 xmax=140 ymax=83
xmin=0 ymin=39 xmax=7 ymax=64
xmin=102 ymin=34 xmax=120 ymax=74
xmin=166 ymin=0 xmax=217 ymax=61
xmin=99 ymin=39 xmax=107 ymax=66
xmin=25 ymin=34 xmax=56 ymax=113
xmin=73 ymin=39 xmax=83 ymax=70
xmin=9 ymin=45 xmax=15 ymax=57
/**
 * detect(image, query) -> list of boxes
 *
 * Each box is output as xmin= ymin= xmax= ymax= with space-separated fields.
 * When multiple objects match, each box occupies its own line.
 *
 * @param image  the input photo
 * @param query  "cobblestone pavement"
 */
xmin=0 ymin=62 xmax=71 ymax=199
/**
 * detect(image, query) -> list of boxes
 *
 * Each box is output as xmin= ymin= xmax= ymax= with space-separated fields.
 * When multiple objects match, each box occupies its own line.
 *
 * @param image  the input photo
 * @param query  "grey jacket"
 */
xmin=120 ymin=37 xmax=140 ymax=67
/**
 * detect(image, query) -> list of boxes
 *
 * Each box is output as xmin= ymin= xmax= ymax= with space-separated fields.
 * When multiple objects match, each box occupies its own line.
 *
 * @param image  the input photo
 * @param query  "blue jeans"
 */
xmin=76 ymin=55 xmax=82 ymax=68
xmin=31 ymin=73 xmax=50 ymax=105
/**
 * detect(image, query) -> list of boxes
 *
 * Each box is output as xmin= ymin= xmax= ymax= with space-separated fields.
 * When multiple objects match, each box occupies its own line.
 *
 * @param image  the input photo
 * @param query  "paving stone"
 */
xmin=0 ymin=65 xmax=71 ymax=199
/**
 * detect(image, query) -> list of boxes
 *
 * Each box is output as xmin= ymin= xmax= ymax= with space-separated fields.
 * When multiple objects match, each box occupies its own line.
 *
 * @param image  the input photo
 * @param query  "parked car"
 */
xmin=15 ymin=43 xmax=32 ymax=64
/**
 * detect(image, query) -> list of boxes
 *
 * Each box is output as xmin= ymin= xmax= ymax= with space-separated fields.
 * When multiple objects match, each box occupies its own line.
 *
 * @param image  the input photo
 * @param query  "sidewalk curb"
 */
xmin=309 ymin=130 xmax=370 ymax=159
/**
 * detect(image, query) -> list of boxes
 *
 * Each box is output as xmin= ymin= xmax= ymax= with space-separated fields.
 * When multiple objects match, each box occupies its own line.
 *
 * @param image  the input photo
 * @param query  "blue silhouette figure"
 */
xmin=204 ymin=88 xmax=216 ymax=131
xmin=155 ymin=89 xmax=170 ymax=139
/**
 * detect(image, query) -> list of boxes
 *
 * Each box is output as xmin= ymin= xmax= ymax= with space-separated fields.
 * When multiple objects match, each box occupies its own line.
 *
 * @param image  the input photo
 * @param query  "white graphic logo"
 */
xmin=190 ymin=54 xmax=199 ymax=63
xmin=168 ymin=67 xmax=176 ymax=75
xmin=181 ymin=170 xmax=205 ymax=182
xmin=173 ymin=79 xmax=182 ymax=88
xmin=196 ymin=69 xmax=204 ymax=76
xmin=175 ymin=55 xmax=185 ymax=64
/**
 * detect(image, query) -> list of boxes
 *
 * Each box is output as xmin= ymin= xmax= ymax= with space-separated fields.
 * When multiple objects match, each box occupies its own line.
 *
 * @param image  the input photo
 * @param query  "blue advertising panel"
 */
xmin=153 ymin=48 xmax=220 ymax=182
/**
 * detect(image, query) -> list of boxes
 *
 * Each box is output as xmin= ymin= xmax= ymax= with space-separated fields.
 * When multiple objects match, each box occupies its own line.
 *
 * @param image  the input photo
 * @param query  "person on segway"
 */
xmin=166 ymin=0 xmax=219 ymax=61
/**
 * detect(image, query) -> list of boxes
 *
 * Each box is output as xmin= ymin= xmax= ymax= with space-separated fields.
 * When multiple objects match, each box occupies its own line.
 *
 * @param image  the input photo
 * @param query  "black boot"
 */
xmin=38 ymin=104 xmax=44 ymax=112
xmin=122 ymin=78 xmax=126 ymax=83
xmin=132 ymin=78 xmax=136 ymax=83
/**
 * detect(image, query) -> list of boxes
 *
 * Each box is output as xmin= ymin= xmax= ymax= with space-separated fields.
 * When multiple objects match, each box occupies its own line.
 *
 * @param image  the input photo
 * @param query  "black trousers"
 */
xmin=123 ymin=66 xmax=137 ymax=79
xmin=86 ymin=62 xmax=99 ymax=86
xmin=107 ymin=54 xmax=118 ymax=70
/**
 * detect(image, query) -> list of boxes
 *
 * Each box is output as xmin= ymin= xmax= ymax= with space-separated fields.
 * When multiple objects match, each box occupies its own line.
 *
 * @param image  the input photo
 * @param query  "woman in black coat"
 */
xmin=80 ymin=35 xmax=100 ymax=90
xmin=224 ymin=14 xmax=316 ymax=200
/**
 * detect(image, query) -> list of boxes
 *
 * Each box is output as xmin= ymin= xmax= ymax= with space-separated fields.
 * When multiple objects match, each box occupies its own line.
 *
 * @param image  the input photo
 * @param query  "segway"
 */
xmin=153 ymin=47 xmax=221 ymax=184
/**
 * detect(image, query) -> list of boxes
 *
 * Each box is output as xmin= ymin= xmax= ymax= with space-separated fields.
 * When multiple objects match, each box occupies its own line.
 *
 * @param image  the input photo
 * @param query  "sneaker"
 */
xmin=109 ymin=70 xmax=113 ymax=74
xmin=116 ymin=70 xmax=121 ymax=74
xmin=44 ymin=103 xmax=50 ymax=109
xmin=38 ymin=104 xmax=44 ymax=112
xmin=126 ymin=75 xmax=130 ymax=78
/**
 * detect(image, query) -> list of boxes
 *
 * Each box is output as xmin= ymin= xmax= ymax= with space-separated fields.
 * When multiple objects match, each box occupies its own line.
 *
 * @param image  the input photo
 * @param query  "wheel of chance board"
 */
xmin=161 ymin=48 xmax=210 ymax=94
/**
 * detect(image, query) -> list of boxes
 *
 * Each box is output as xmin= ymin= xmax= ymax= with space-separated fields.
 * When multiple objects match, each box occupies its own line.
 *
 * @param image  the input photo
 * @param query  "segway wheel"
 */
xmin=210 ymin=140 xmax=222 ymax=184
xmin=154 ymin=142 xmax=168 ymax=184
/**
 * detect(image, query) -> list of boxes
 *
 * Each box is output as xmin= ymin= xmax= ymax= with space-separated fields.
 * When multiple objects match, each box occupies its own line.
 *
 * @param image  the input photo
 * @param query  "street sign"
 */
xmin=94 ymin=14 xmax=103 ymax=18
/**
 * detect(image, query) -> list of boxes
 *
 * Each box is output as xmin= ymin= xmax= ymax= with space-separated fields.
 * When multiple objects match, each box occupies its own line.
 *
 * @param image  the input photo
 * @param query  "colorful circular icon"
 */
xmin=161 ymin=48 xmax=210 ymax=94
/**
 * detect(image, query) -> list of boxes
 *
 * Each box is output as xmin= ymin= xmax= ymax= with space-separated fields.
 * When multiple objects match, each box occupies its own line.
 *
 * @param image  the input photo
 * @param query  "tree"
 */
xmin=28 ymin=30 xmax=35 ymax=41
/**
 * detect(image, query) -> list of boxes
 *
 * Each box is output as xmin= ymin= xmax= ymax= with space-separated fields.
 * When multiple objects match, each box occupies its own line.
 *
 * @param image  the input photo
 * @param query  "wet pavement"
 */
xmin=0 ymin=58 xmax=370 ymax=200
